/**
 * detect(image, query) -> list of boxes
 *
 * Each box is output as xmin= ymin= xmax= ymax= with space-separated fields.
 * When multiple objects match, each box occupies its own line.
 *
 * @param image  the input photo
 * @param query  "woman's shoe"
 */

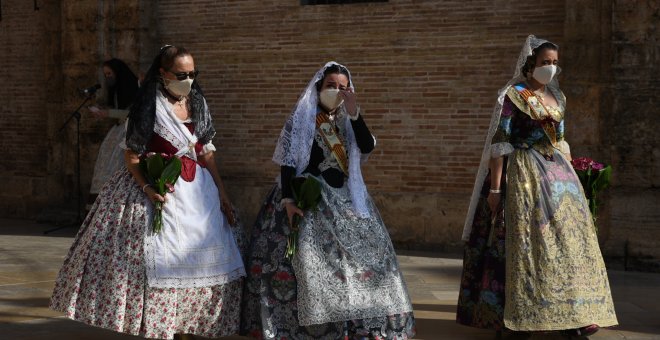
xmin=578 ymin=324 xmax=600 ymax=336
xmin=561 ymin=324 xmax=599 ymax=337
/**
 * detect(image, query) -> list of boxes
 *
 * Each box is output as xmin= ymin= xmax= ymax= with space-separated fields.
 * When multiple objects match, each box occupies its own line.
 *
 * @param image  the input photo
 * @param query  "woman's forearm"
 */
xmin=124 ymin=149 xmax=149 ymax=188
xmin=202 ymin=151 xmax=228 ymax=195
xmin=489 ymin=156 xmax=504 ymax=190
xmin=350 ymin=114 xmax=374 ymax=153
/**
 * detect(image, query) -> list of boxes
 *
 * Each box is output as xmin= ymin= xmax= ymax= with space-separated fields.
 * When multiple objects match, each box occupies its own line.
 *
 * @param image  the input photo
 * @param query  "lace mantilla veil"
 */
xmin=272 ymin=61 xmax=371 ymax=218
xmin=461 ymin=35 xmax=560 ymax=240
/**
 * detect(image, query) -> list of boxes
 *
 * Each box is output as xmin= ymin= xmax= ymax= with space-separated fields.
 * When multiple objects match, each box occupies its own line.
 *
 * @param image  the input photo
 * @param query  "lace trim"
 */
xmin=293 ymin=177 xmax=413 ymax=326
xmin=490 ymin=142 xmax=514 ymax=158
xmin=201 ymin=142 xmax=216 ymax=155
xmin=153 ymin=121 xmax=187 ymax=152
xmin=145 ymin=267 xmax=245 ymax=289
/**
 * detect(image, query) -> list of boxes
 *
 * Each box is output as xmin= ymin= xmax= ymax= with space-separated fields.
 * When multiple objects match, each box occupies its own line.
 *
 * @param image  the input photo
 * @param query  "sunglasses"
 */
xmin=168 ymin=70 xmax=199 ymax=81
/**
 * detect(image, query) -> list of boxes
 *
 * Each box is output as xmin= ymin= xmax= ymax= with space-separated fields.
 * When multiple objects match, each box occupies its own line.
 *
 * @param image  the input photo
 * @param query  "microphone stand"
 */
xmin=44 ymin=93 xmax=94 ymax=234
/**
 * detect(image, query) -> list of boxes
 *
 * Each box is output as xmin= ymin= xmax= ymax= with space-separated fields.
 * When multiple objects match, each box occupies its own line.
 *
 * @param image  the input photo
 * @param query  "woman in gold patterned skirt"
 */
xmin=457 ymin=35 xmax=618 ymax=337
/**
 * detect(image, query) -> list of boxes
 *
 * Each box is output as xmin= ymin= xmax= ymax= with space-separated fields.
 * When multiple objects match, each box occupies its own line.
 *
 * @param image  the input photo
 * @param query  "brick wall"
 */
xmin=3 ymin=1 xmax=658 ymax=266
xmin=149 ymin=0 xmax=565 ymax=248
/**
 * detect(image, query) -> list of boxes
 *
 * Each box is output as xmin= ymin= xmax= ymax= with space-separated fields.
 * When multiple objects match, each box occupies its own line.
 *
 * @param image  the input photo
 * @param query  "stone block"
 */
xmin=612 ymin=0 xmax=659 ymax=43
xmin=563 ymin=84 xmax=603 ymax=147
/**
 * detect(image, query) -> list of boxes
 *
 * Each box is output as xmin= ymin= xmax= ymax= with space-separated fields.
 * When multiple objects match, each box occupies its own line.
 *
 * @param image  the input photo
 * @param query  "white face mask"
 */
xmin=319 ymin=88 xmax=344 ymax=111
xmin=532 ymin=65 xmax=557 ymax=85
xmin=164 ymin=78 xmax=193 ymax=98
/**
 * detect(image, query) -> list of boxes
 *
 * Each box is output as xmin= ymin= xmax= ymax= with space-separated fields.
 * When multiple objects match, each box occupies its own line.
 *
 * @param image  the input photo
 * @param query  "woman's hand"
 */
xmin=221 ymin=196 xmax=236 ymax=226
xmin=487 ymin=192 xmax=501 ymax=218
xmin=144 ymin=186 xmax=166 ymax=204
xmin=88 ymin=105 xmax=109 ymax=118
xmin=94 ymin=109 xmax=109 ymax=118
xmin=285 ymin=202 xmax=304 ymax=227
xmin=340 ymin=89 xmax=358 ymax=117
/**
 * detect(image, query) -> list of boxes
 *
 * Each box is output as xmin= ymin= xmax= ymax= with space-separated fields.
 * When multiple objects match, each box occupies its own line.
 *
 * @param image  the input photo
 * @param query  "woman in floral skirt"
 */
xmin=50 ymin=45 xmax=246 ymax=340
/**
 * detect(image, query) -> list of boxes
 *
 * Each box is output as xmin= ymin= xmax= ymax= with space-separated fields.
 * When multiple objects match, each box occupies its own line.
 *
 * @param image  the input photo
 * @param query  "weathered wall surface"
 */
xmin=563 ymin=0 xmax=660 ymax=270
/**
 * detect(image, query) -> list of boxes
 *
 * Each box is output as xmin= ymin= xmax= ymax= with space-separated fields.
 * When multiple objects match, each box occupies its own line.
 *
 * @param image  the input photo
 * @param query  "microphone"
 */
xmin=79 ymin=84 xmax=101 ymax=96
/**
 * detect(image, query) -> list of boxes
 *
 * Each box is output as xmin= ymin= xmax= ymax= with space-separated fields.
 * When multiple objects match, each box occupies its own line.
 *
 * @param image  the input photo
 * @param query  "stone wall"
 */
xmin=562 ymin=0 xmax=660 ymax=270
xmin=605 ymin=1 xmax=660 ymax=271
xmin=0 ymin=0 xmax=61 ymax=217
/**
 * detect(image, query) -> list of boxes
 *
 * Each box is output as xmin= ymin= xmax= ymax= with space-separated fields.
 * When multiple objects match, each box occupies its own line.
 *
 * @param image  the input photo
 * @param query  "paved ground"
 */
xmin=0 ymin=218 xmax=658 ymax=339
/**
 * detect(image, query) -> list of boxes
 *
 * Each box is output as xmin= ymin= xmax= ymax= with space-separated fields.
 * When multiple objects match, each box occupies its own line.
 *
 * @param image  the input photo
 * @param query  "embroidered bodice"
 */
xmin=145 ymin=122 xmax=206 ymax=182
xmin=492 ymin=83 xmax=566 ymax=158
xmin=281 ymin=110 xmax=374 ymax=199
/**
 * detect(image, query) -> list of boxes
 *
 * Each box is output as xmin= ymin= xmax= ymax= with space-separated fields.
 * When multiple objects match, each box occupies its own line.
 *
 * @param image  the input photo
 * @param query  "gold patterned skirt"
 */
xmin=504 ymin=148 xmax=618 ymax=331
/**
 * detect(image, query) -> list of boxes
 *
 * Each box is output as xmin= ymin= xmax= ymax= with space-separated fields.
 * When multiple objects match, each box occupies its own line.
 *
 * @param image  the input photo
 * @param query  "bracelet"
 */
xmin=142 ymin=184 xmax=151 ymax=192
xmin=280 ymin=198 xmax=295 ymax=206
xmin=489 ymin=189 xmax=501 ymax=194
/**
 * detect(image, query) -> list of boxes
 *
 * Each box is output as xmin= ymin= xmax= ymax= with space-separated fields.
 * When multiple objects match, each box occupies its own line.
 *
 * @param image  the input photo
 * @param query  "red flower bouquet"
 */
xmin=570 ymin=157 xmax=612 ymax=231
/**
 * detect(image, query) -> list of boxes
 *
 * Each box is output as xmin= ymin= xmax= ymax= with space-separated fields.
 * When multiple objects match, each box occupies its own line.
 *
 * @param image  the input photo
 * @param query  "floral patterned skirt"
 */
xmin=50 ymin=169 xmax=243 ymax=339
xmin=456 ymin=169 xmax=506 ymax=331
xmin=240 ymin=180 xmax=415 ymax=340
xmin=504 ymin=149 xmax=618 ymax=331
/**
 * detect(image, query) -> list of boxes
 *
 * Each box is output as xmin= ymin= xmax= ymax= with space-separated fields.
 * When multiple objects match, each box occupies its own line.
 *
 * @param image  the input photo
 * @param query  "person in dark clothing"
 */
xmin=88 ymin=58 xmax=140 ymax=202
xmin=240 ymin=62 xmax=416 ymax=340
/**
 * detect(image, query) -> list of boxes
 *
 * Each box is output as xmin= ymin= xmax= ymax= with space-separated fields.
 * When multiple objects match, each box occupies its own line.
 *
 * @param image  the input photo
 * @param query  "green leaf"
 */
xmin=139 ymin=158 xmax=149 ymax=180
xmin=291 ymin=177 xmax=306 ymax=202
xmin=591 ymin=165 xmax=612 ymax=193
xmin=146 ymin=155 xmax=165 ymax=180
xmin=298 ymin=177 xmax=322 ymax=210
xmin=285 ymin=176 xmax=322 ymax=260
xmin=161 ymin=157 xmax=182 ymax=184
xmin=156 ymin=178 xmax=165 ymax=194
xmin=574 ymin=170 xmax=589 ymax=190
xmin=585 ymin=168 xmax=594 ymax=193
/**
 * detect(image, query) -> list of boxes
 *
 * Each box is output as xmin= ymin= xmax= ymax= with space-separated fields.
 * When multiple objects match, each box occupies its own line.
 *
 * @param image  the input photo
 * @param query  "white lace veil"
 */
xmin=272 ymin=61 xmax=371 ymax=218
xmin=461 ymin=35 xmax=560 ymax=241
